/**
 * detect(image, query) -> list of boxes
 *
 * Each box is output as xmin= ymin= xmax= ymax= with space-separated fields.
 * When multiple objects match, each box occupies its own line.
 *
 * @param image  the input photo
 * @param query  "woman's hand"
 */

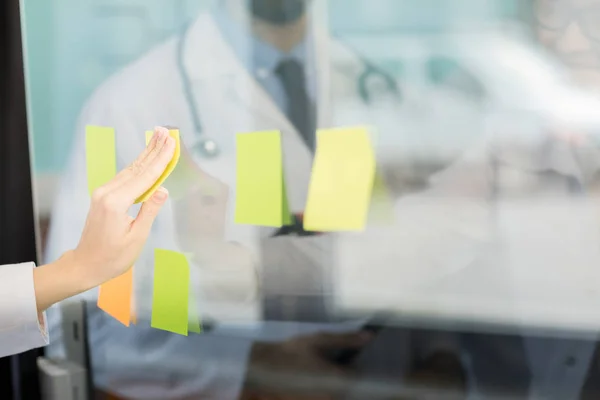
xmin=73 ymin=126 xmax=175 ymax=286
xmin=33 ymin=126 xmax=176 ymax=312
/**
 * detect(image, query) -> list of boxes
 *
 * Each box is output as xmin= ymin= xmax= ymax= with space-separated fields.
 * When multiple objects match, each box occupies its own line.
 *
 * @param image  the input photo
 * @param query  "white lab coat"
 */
xmin=42 ymin=10 xmax=600 ymax=399
xmin=43 ymin=12 xmax=389 ymax=399
xmin=0 ymin=262 xmax=48 ymax=358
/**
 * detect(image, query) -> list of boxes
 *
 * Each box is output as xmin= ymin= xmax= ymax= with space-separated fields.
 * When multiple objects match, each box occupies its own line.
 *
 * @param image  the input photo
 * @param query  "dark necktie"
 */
xmin=274 ymin=58 xmax=316 ymax=152
xmin=272 ymin=58 xmax=319 ymax=236
xmin=262 ymin=61 xmax=329 ymax=323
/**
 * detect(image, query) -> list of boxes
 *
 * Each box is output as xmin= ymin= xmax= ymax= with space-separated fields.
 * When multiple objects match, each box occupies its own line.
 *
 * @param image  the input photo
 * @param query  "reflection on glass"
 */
xmin=19 ymin=0 xmax=600 ymax=398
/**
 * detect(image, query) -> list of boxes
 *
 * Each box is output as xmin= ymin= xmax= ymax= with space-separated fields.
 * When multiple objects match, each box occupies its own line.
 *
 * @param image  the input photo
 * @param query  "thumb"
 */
xmin=132 ymin=187 xmax=169 ymax=237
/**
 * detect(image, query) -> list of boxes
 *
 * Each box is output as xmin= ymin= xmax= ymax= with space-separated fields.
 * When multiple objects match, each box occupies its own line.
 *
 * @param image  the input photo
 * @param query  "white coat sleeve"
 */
xmin=0 ymin=262 xmax=49 ymax=358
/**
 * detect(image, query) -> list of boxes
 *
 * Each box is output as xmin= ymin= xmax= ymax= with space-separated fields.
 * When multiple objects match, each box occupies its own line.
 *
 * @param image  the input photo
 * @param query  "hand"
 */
xmin=242 ymin=332 xmax=372 ymax=400
xmin=34 ymin=126 xmax=176 ymax=312
xmin=72 ymin=126 xmax=175 ymax=287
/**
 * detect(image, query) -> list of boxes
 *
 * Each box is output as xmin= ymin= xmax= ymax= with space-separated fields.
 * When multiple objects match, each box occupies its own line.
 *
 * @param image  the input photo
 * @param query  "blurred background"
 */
xmin=23 ymin=0 xmax=525 ymax=214
xmin=6 ymin=0 xmax=600 ymax=399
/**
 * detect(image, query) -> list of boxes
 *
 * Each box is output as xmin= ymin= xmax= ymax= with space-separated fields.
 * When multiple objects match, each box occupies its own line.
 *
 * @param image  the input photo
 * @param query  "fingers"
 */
xmin=118 ymin=130 xmax=175 ymax=205
xmin=311 ymin=332 xmax=372 ymax=350
xmin=103 ymin=126 xmax=169 ymax=193
xmin=131 ymin=187 xmax=169 ymax=238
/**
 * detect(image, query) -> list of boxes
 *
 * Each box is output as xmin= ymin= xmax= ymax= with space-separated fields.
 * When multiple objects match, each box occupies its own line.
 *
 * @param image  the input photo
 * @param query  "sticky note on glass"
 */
xmin=304 ymin=127 xmax=376 ymax=231
xmin=235 ymin=131 xmax=290 ymax=227
xmin=151 ymin=249 xmax=190 ymax=336
xmin=97 ymin=268 xmax=133 ymax=326
xmin=85 ymin=126 xmax=116 ymax=195
xmin=86 ymin=126 xmax=133 ymax=325
xmin=134 ymin=129 xmax=181 ymax=203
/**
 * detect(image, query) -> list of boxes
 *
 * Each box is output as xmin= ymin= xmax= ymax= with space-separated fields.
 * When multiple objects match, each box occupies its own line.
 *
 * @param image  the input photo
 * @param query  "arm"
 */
xmin=33 ymin=251 xmax=93 ymax=313
xmin=0 ymin=128 xmax=174 ymax=360
xmin=0 ymin=250 xmax=123 ymax=359
xmin=0 ymin=262 xmax=48 ymax=358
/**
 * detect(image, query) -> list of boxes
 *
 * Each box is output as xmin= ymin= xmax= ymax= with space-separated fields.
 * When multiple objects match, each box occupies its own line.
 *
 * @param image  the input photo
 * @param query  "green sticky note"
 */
xmin=85 ymin=126 xmax=116 ymax=195
xmin=151 ymin=249 xmax=190 ymax=336
xmin=235 ymin=131 xmax=290 ymax=227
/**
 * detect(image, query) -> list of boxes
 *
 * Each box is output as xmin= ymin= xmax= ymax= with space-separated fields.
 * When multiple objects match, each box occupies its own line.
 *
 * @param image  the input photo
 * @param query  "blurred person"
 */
xmin=46 ymin=0 xmax=572 ymax=398
xmin=335 ymin=0 xmax=600 ymax=398
xmin=537 ymin=0 xmax=600 ymax=90
xmin=0 ymin=128 xmax=174 ymax=358
xmin=448 ymin=0 xmax=600 ymax=398
xmin=44 ymin=0 xmax=415 ymax=399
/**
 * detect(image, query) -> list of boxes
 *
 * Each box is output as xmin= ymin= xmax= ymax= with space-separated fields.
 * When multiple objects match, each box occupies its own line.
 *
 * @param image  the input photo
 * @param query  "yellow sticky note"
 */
xmin=151 ymin=249 xmax=190 ymax=336
xmin=85 ymin=126 xmax=116 ymax=195
xmin=235 ymin=131 xmax=290 ymax=227
xmin=97 ymin=268 xmax=133 ymax=327
xmin=304 ymin=127 xmax=376 ymax=231
xmin=134 ymin=129 xmax=181 ymax=203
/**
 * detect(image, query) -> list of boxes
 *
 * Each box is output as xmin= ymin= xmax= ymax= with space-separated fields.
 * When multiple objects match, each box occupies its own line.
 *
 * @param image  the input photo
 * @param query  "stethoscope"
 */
xmin=175 ymin=23 xmax=402 ymax=159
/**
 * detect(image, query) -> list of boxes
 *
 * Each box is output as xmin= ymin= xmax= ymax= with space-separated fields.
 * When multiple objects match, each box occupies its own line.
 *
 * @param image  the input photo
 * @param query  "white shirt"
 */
xmin=0 ymin=262 xmax=49 ymax=358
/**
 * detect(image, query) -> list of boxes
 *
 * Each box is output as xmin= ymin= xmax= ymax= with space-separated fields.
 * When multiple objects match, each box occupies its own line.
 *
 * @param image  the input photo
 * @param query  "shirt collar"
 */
xmin=212 ymin=4 xmax=309 ymax=78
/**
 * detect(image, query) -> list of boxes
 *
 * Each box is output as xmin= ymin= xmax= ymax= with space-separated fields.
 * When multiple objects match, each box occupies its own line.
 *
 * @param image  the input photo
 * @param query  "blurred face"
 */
xmin=248 ymin=0 xmax=309 ymax=25
xmin=536 ymin=0 xmax=600 ymax=89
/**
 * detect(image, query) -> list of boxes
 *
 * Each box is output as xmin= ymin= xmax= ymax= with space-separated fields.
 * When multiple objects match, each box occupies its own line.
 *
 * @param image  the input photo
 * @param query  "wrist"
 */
xmin=57 ymin=250 xmax=97 ymax=293
xmin=32 ymin=250 xmax=95 ymax=313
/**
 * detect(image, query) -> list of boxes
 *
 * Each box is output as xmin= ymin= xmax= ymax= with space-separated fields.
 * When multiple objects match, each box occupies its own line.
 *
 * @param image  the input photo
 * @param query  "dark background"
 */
xmin=0 ymin=0 xmax=43 ymax=398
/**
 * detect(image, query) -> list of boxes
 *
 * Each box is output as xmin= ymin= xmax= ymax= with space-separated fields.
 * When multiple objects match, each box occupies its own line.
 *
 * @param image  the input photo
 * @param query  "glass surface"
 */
xmin=21 ymin=0 xmax=600 ymax=398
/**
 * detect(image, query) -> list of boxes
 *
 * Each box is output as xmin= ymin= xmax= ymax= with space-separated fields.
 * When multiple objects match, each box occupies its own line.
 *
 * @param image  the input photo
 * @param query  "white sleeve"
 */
xmin=0 ymin=262 xmax=49 ymax=358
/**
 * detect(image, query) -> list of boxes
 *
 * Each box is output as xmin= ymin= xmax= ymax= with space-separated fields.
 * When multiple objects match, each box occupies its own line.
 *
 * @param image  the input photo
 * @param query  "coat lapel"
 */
xmin=181 ymin=13 xmax=316 ymax=213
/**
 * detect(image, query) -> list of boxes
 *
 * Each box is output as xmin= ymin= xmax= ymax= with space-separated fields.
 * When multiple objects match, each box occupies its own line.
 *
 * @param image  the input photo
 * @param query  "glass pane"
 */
xmin=21 ymin=0 xmax=600 ymax=398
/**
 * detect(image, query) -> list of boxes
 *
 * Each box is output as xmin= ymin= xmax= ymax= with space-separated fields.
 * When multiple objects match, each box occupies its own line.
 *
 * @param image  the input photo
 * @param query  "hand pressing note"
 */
xmin=33 ymin=126 xmax=176 ymax=313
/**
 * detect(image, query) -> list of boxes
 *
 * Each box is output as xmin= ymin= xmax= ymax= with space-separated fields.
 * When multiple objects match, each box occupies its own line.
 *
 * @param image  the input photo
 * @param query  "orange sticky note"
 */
xmin=97 ymin=268 xmax=133 ymax=326
xmin=134 ymin=129 xmax=181 ymax=203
